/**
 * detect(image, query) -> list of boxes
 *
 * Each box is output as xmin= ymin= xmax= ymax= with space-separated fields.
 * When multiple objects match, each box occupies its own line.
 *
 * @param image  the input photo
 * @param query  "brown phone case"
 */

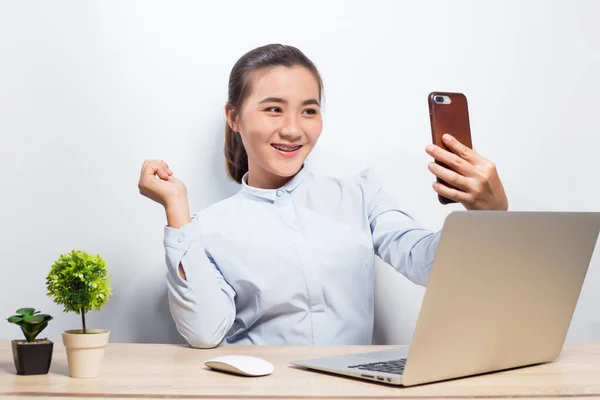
xmin=428 ymin=92 xmax=473 ymax=205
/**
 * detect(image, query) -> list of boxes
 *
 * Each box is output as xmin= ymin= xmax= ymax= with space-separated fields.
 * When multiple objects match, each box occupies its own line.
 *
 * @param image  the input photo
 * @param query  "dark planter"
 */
xmin=11 ymin=339 xmax=53 ymax=375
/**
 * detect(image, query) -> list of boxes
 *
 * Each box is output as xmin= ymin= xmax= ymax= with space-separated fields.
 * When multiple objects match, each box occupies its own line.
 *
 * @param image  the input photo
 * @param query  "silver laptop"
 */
xmin=291 ymin=211 xmax=600 ymax=386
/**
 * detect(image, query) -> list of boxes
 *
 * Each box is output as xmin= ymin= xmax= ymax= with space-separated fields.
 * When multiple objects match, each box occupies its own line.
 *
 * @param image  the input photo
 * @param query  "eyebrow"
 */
xmin=258 ymin=97 xmax=320 ymax=107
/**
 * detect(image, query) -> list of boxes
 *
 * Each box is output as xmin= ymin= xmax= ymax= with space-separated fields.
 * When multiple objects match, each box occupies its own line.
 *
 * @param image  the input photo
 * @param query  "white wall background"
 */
xmin=1 ymin=0 xmax=599 ymax=345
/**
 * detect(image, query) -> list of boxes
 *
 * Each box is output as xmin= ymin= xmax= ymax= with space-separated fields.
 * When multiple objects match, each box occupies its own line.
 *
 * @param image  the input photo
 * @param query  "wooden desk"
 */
xmin=1 ymin=341 xmax=599 ymax=399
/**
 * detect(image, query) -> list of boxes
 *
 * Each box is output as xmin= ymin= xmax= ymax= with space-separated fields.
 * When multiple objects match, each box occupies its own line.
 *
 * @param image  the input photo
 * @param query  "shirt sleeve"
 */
xmin=163 ymin=213 xmax=236 ymax=348
xmin=358 ymin=169 xmax=442 ymax=287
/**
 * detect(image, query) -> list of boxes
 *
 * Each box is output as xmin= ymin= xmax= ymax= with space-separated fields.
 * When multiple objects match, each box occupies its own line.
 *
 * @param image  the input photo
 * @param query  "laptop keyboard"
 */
xmin=348 ymin=358 xmax=407 ymax=375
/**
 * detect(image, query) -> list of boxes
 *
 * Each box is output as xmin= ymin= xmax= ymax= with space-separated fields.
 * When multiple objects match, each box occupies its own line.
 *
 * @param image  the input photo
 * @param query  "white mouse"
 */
xmin=204 ymin=355 xmax=274 ymax=377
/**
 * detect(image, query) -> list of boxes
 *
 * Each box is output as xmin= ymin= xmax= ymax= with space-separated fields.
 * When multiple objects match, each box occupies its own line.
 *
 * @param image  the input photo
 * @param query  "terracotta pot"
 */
xmin=11 ymin=339 xmax=53 ymax=375
xmin=62 ymin=329 xmax=110 ymax=378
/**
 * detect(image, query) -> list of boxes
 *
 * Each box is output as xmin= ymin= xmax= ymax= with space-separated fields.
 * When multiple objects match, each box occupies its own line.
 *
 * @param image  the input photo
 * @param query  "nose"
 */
xmin=280 ymin=114 xmax=302 ymax=141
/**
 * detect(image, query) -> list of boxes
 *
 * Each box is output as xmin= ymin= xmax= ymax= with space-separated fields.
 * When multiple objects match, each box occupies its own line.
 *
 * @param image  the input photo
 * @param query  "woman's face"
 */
xmin=227 ymin=65 xmax=323 ymax=188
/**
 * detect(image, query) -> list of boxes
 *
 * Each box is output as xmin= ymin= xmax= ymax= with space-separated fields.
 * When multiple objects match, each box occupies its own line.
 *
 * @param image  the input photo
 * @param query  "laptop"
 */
xmin=290 ymin=211 xmax=600 ymax=386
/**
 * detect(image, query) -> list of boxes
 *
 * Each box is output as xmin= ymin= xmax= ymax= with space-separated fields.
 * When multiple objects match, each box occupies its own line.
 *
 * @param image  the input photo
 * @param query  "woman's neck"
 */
xmin=246 ymin=163 xmax=303 ymax=190
xmin=247 ymin=169 xmax=293 ymax=190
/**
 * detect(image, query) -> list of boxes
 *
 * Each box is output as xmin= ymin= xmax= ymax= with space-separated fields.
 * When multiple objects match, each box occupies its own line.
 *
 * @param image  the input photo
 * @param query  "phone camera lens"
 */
xmin=435 ymin=96 xmax=444 ymax=103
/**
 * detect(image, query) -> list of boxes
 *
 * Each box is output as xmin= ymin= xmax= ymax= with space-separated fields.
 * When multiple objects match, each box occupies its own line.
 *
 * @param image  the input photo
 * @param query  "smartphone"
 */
xmin=428 ymin=92 xmax=473 ymax=205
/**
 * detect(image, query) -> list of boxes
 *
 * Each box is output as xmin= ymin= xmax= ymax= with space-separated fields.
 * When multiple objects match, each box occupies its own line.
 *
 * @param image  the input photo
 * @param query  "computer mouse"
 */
xmin=204 ymin=355 xmax=274 ymax=377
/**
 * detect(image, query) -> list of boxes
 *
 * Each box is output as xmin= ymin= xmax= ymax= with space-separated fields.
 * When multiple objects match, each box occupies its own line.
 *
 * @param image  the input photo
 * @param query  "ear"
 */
xmin=224 ymin=103 xmax=239 ymax=132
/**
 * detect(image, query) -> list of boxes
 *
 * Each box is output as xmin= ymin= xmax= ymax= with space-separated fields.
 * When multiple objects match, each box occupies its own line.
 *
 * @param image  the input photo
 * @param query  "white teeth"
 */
xmin=273 ymin=144 xmax=301 ymax=152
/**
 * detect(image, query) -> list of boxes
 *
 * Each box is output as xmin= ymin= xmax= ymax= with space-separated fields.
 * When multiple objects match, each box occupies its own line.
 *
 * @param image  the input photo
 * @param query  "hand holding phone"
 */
xmin=428 ymin=92 xmax=473 ymax=205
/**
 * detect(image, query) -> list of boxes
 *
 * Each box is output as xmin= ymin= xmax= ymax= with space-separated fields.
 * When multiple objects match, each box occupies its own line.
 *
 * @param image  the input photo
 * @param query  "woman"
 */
xmin=138 ymin=44 xmax=508 ymax=348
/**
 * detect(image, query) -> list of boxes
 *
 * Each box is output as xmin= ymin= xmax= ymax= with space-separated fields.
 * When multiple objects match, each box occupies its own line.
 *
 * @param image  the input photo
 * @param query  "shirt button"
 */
xmin=276 ymin=189 xmax=284 ymax=197
xmin=176 ymin=235 xmax=184 ymax=243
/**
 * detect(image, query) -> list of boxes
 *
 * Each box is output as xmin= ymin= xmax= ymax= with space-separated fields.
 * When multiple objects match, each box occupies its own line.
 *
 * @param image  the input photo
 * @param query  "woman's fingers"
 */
xmin=432 ymin=181 xmax=471 ymax=204
xmin=424 ymin=136 xmax=509 ymax=210
xmin=142 ymin=160 xmax=171 ymax=181
xmin=138 ymin=159 xmax=188 ymax=209
xmin=427 ymin=162 xmax=472 ymax=191
xmin=161 ymin=160 xmax=173 ymax=176
xmin=138 ymin=160 xmax=173 ymax=201
xmin=440 ymin=134 xmax=478 ymax=162
xmin=155 ymin=165 xmax=170 ymax=181
xmin=425 ymin=144 xmax=473 ymax=177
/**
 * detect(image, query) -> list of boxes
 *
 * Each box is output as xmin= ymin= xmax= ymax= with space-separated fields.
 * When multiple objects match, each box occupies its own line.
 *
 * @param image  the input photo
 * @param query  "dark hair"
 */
xmin=224 ymin=44 xmax=324 ymax=183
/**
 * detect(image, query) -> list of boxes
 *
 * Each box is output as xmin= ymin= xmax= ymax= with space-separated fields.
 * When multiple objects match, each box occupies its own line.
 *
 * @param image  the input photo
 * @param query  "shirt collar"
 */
xmin=240 ymin=166 xmax=307 ymax=202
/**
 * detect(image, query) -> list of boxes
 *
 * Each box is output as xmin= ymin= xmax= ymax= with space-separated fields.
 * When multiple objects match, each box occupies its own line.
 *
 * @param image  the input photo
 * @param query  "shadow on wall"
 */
xmin=135 ymin=283 xmax=187 ymax=345
xmin=133 ymin=122 xmax=238 ymax=345
xmin=372 ymin=258 xmax=426 ymax=345
xmin=83 ymin=245 xmax=188 ymax=345
xmin=188 ymin=118 xmax=240 ymax=210
xmin=208 ymin=120 xmax=240 ymax=202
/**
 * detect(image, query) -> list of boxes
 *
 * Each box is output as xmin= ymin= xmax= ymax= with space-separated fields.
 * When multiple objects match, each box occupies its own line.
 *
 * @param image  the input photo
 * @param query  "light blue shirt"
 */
xmin=163 ymin=167 xmax=442 ymax=348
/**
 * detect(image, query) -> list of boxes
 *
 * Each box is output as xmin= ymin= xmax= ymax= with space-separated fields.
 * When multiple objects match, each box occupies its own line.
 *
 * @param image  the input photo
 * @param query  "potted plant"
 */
xmin=7 ymin=308 xmax=54 ymax=375
xmin=46 ymin=249 xmax=112 ymax=378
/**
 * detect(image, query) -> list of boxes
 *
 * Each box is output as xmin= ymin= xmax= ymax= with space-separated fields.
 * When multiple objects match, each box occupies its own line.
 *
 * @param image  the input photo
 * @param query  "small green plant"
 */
xmin=46 ymin=250 xmax=112 ymax=334
xmin=7 ymin=308 xmax=53 ymax=342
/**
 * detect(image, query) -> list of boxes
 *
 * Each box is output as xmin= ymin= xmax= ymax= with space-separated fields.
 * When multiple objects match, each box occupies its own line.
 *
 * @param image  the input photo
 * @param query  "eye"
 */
xmin=303 ymin=108 xmax=318 ymax=115
xmin=265 ymin=107 xmax=282 ymax=113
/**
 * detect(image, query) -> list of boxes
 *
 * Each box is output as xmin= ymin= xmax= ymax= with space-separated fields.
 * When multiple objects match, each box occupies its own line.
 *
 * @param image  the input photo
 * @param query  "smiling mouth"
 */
xmin=271 ymin=144 xmax=302 ymax=152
